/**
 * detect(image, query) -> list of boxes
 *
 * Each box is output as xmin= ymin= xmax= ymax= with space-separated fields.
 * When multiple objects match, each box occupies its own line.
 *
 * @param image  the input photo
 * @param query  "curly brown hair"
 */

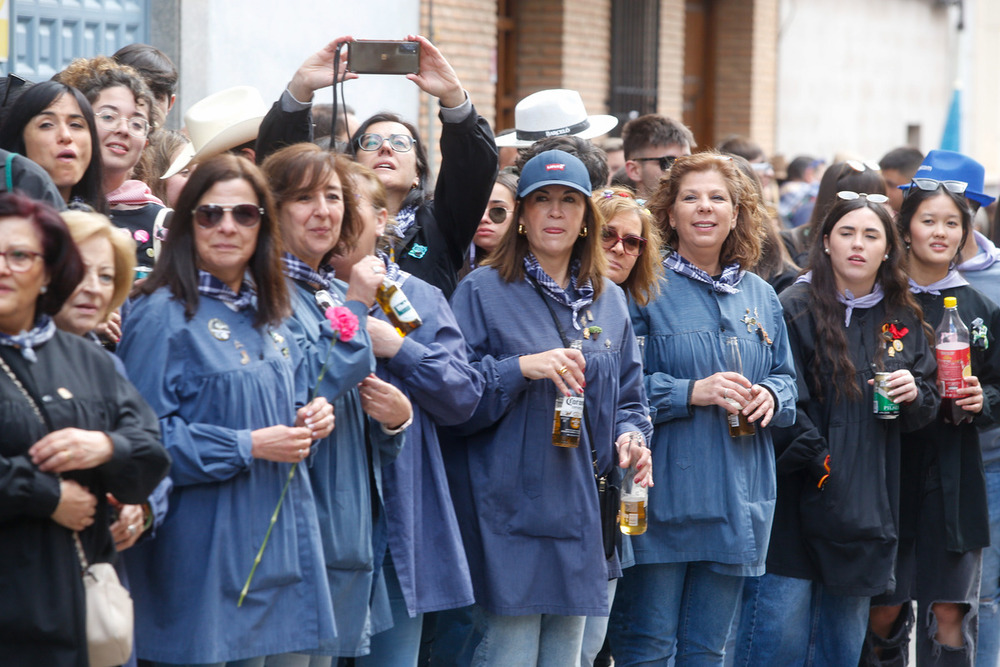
xmin=592 ymin=186 xmax=662 ymax=305
xmin=55 ymin=55 xmax=159 ymax=131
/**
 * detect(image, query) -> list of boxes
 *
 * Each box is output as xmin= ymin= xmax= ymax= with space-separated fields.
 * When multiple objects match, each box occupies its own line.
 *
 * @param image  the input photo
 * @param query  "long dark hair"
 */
xmin=349 ymin=112 xmax=429 ymax=210
xmin=897 ymin=184 xmax=972 ymax=270
xmin=135 ymin=154 xmax=289 ymax=328
xmin=0 ymin=81 xmax=105 ymax=210
xmin=804 ymin=196 xmax=923 ymax=401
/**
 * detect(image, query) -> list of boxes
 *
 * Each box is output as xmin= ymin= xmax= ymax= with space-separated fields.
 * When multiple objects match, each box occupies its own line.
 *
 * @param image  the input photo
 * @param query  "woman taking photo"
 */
xmin=262 ymin=144 xmax=412 ymax=662
xmin=733 ymin=193 xmax=937 ymax=665
xmin=865 ymin=180 xmax=1000 ymax=665
xmin=446 ymin=150 xmax=652 ymax=665
xmin=607 ymin=152 xmax=797 ymax=666
xmin=0 ymin=193 xmax=169 ymax=667
xmin=0 ymin=80 xmax=104 ymax=209
xmin=119 ymin=154 xmax=338 ymax=665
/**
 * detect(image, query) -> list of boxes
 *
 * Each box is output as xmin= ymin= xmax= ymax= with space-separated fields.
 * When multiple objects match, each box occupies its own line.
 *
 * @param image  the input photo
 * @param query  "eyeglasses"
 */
xmin=601 ymin=227 xmax=647 ymax=256
xmin=95 ymin=109 xmax=150 ymax=138
xmin=633 ymin=155 xmax=677 ymax=171
xmin=192 ymin=203 xmax=264 ymax=229
xmin=836 ymin=190 xmax=889 ymax=204
xmin=751 ymin=161 xmax=774 ymax=174
xmin=910 ymin=178 xmax=969 ymax=195
xmin=845 ymin=160 xmax=881 ymax=173
xmin=486 ymin=206 xmax=511 ymax=224
xmin=356 ymin=133 xmax=416 ymax=153
xmin=0 ymin=248 xmax=42 ymax=272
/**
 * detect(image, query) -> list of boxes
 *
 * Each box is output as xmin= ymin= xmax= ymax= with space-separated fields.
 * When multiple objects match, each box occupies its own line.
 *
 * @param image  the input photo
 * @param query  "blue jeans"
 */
xmin=471 ymin=607 xmax=586 ymax=667
xmin=608 ymin=562 xmax=744 ymax=666
xmin=733 ymin=573 xmax=869 ymax=667
xmin=151 ymin=660 xmax=266 ymax=667
xmin=357 ymin=557 xmax=423 ymax=667
xmin=580 ymin=578 xmax=617 ymax=667
xmin=977 ymin=461 xmax=1000 ymax=667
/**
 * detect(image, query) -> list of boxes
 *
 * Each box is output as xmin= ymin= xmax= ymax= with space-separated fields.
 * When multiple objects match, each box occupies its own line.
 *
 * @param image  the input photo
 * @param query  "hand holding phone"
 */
xmin=347 ymin=40 xmax=420 ymax=75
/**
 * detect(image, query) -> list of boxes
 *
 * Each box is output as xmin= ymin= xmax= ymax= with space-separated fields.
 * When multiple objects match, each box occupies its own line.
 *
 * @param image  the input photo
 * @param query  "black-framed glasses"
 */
xmin=486 ymin=206 xmax=511 ymax=224
xmin=192 ymin=204 xmax=264 ymax=229
xmin=0 ymin=248 xmax=42 ymax=272
xmin=601 ymin=227 xmax=647 ymax=256
xmin=356 ymin=133 xmax=416 ymax=153
xmin=836 ymin=190 xmax=889 ymax=204
xmin=633 ymin=155 xmax=677 ymax=171
xmin=910 ymin=178 xmax=968 ymax=195
xmin=95 ymin=109 xmax=150 ymax=138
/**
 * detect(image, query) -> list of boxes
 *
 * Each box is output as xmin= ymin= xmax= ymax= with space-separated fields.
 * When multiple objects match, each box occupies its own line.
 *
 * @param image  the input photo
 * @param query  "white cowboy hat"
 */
xmin=495 ymin=89 xmax=618 ymax=148
xmin=161 ymin=85 xmax=268 ymax=179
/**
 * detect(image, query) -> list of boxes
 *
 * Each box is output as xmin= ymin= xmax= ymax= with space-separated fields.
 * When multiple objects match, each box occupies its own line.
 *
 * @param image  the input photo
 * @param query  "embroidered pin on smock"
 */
xmin=972 ymin=317 xmax=989 ymax=350
xmin=882 ymin=322 xmax=909 ymax=357
xmin=740 ymin=307 xmax=772 ymax=345
xmin=408 ymin=243 xmax=427 ymax=259
xmin=208 ymin=318 xmax=231 ymax=341
xmin=269 ymin=330 xmax=291 ymax=358
xmin=57 ymin=387 xmax=73 ymax=400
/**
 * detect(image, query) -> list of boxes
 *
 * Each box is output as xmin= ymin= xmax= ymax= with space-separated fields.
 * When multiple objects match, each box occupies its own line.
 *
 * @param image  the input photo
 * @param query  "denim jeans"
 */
xmin=151 ymin=660 xmax=267 ymax=667
xmin=977 ymin=461 xmax=1000 ymax=667
xmin=471 ymin=607 xmax=586 ymax=667
xmin=357 ymin=557 xmax=423 ymax=667
xmin=580 ymin=578 xmax=617 ymax=667
xmin=733 ymin=573 xmax=869 ymax=667
xmin=608 ymin=561 xmax=744 ymax=666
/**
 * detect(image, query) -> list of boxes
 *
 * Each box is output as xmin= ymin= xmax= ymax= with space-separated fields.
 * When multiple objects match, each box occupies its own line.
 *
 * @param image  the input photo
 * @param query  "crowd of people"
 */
xmin=2 ymin=33 xmax=1000 ymax=667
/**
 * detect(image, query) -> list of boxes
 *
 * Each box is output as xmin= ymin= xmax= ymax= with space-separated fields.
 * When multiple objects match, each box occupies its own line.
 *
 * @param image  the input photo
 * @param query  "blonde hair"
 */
xmin=592 ymin=187 xmax=663 ymax=305
xmin=59 ymin=210 xmax=136 ymax=316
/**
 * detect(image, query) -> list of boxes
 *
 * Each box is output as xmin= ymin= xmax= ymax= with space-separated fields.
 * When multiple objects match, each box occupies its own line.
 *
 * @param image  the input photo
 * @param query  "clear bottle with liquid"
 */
xmin=724 ymin=337 xmax=755 ymax=438
xmin=936 ymin=296 xmax=972 ymax=425
xmin=552 ymin=340 xmax=584 ymax=448
xmin=620 ymin=458 xmax=648 ymax=535
xmin=375 ymin=276 xmax=422 ymax=336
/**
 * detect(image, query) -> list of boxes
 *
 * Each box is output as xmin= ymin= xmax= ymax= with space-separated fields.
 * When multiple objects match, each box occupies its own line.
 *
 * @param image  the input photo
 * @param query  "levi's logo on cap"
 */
xmin=545 ymin=163 xmax=566 ymax=171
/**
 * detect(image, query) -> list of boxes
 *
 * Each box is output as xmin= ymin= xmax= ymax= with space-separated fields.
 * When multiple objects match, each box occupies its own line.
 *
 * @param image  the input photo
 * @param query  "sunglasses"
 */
xmin=192 ymin=204 xmax=264 ymax=229
xmin=356 ymin=133 xmax=416 ymax=153
xmin=910 ymin=178 xmax=969 ymax=195
xmin=633 ymin=155 xmax=677 ymax=171
xmin=845 ymin=159 xmax=881 ymax=173
xmin=486 ymin=206 xmax=511 ymax=224
xmin=601 ymin=227 xmax=647 ymax=256
xmin=836 ymin=191 xmax=889 ymax=204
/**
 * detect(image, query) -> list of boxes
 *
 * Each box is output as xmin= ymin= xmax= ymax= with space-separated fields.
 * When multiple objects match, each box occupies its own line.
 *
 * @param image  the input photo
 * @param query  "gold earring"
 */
xmin=579 ymin=226 xmax=588 ymax=238
xmin=518 ymin=223 xmax=526 ymax=235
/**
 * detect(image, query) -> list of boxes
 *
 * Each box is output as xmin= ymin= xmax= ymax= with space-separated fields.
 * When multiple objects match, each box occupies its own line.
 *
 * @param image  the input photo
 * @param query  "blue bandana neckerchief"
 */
xmin=907 ymin=269 xmax=969 ymax=296
xmin=281 ymin=252 xmax=336 ymax=292
xmin=958 ymin=231 xmax=1000 ymax=273
xmin=522 ymin=254 xmax=594 ymax=331
xmin=392 ymin=204 xmax=419 ymax=240
xmin=796 ymin=270 xmax=885 ymax=327
xmin=664 ymin=252 xmax=744 ymax=294
xmin=0 ymin=315 xmax=56 ymax=362
xmin=197 ymin=270 xmax=258 ymax=311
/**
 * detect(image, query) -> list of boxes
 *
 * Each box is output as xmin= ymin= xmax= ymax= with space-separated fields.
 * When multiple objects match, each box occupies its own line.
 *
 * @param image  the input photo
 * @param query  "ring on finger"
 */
xmin=127 ymin=524 xmax=137 ymax=537
xmin=724 ymin=388 xmax=729 ymax=400
xmin=557 ymin=366 xmax=569 ymax=376
xmin=298 ymin=448 xmax=307 ymax=458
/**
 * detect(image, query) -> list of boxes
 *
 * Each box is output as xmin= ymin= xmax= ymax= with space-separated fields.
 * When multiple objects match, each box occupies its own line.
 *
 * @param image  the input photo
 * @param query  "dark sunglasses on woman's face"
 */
xmin=601 ymin=227 xmax=647 ymax=256
xmin=192 ymin=204 xmax=264 ymax=229
xmin=486 ymin=206 xmax=511 ymax=224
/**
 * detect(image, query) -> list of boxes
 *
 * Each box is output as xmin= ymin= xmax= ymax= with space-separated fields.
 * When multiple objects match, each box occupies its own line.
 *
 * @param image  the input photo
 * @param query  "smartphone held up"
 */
xmin=347 ymin=40 xmax=420 ymax=75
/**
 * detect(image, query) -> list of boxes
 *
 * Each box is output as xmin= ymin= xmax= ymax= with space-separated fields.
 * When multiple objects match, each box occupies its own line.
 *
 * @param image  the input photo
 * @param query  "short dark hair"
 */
xmin=135 ymin=154 xmax=290 ymax=328
xmin=515 ymin=135 xmax=608 ymax=191
xmin=879 ymin=146 xmax=924 ymax=176
xmin=786 ymin=156 xmax=815 ymax=182
xmin=112 ymin=43 xmax=178 ymax=110
xmin=621 ymin=114 xmax=695 ymax=159
xmin=0 ymin=81 xmax=105 ymax=210
xmin=349 ymin=112 xmax=429 ymax=210
xmin=717 ymin=135 xmax=764 ymax=163
xmin=0 ymin=192 xmax=83 ymax=314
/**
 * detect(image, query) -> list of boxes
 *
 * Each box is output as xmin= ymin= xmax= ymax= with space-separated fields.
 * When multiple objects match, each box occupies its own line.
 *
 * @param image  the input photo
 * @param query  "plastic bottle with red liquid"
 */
xmin=936 ymin=296 xmax=973 ymax=425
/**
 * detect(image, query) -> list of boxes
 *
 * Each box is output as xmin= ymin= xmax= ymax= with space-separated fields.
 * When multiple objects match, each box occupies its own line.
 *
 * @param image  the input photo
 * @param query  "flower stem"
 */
xmin=237 ymin=463 xmax=297 ymax=607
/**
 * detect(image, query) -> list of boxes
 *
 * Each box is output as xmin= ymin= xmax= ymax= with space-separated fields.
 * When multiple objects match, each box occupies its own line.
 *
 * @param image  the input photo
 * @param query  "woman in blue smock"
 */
xmin=328 ymin=164 xmax=484 ymax=667
xmin=446 ymin=149 xmax=653 ymax=667
xmin=607 ymin=152 xmax=798 ymax=666
xmin=119 ymin=154 xmax=337 ymax=666
xmin=262 ymin=144 xmax=413 ymax=664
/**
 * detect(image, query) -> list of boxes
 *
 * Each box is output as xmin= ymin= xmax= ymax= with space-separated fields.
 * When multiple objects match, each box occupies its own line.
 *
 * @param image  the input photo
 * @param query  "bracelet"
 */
xmin=141 ymin=502 xmax=153 ymax=532
xmin=381 ymin=414 xmax=413 ymax=436
xmin=817 ymin=454 xmax=831 ymax=491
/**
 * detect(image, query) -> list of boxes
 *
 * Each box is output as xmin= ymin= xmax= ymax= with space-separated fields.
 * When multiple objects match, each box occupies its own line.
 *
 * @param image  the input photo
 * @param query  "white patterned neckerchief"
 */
xmin=392 ymin=204 xmax=419 ymax=240
xmin=523 ymin=254 xmax=594 ymax=331
xmin=282 ymin=252 xmax=336 ymax=292
xmin=907 ymin=269 xmax=969 ymax=296
xmin=0 ymin=315 xmax=56 ymax=362
xmin=663 ymin=252 xmax=744 ymax=294
xmin=197 ymin=270 xmax=258 ymax=311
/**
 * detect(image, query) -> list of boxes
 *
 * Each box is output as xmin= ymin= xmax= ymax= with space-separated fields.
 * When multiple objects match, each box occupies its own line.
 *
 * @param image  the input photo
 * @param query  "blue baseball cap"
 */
xmin=517 ymin=150 xmax=592 ymax=198
xmin=899 ymin=149 xmax=995 ymax=207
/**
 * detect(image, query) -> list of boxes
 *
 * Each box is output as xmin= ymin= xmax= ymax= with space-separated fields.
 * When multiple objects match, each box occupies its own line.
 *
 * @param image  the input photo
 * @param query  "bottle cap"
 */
xmin=944 ymin=296 xmax=958 ymax=308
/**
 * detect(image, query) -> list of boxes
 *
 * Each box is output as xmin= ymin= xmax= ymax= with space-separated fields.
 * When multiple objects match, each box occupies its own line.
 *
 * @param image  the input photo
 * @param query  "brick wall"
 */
xmin=514 ymin=0 xmax=564 ymax=98
xmin=658 ymin=0 xmax=685 ymax=119
xmin=562 ymin=0 xmax=612 ymax=115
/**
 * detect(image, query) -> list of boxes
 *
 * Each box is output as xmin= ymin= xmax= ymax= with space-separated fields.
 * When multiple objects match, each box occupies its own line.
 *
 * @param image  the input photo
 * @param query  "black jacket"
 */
xmin=766 ymin=283 xmax=939 ymax=596
xmin=0 ymin=331 xmax=169 ymax=666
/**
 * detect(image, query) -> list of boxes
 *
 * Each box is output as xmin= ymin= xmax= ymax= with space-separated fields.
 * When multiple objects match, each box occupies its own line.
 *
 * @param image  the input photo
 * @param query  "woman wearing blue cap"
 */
xmin=445 ymin=149 xmax=653 ymax=666
xmin=608 ymin=151 xmax=797 ymax=666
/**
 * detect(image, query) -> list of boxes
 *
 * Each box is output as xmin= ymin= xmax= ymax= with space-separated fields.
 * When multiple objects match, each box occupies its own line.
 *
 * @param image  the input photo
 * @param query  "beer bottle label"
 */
xmin=388 ymin=290 xmax=418 ymax=322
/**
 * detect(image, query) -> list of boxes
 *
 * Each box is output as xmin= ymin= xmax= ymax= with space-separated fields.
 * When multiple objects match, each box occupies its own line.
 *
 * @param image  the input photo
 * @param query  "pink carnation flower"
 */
xmin=325 ymin=306 xmax=359 ymax=342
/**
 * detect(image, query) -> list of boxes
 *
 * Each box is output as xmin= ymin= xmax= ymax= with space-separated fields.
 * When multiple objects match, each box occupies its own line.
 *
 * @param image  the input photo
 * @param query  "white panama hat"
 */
xmin=161 ymin=85 xmax=268 ymax=179
xmin=495 ymin=89 xmax=618 ymax=148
